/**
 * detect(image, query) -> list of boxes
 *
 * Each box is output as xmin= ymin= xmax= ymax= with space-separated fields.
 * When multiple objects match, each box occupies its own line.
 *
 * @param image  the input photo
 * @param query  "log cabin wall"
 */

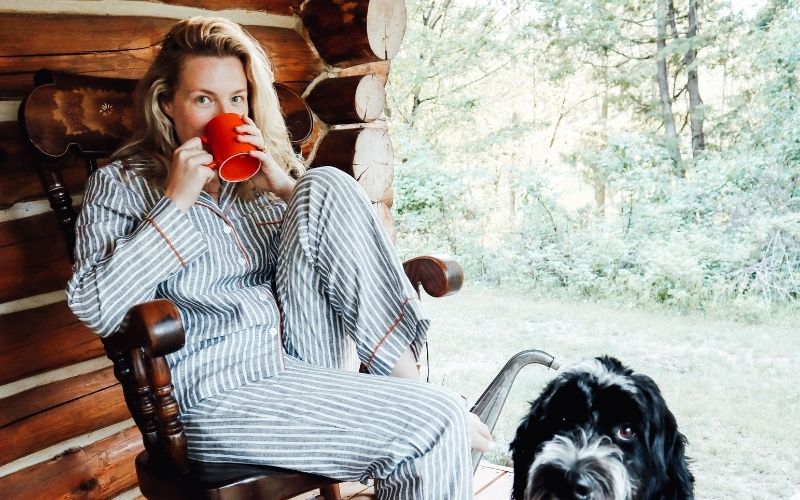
xmin=0 ymin=1 xmax=402 ymax=497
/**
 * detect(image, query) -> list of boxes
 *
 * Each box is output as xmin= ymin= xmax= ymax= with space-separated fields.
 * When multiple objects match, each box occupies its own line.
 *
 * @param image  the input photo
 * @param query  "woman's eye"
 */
xmin=196 ymin=96 xmax=211 ymax=104
xmin=615 ymin=425 xmax=636 ymax=441
xmin=231 ymin=95 xmax=245 ymax=104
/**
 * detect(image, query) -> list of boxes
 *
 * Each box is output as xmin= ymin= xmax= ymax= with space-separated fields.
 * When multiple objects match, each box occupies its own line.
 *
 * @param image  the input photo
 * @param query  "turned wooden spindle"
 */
xmin=36 ymin=163 xmax=79 ymax=260
xmin=130 ymin=348 xmax=161 ymax=454
xmin=147 ymin=356 xmax=188 ymax=474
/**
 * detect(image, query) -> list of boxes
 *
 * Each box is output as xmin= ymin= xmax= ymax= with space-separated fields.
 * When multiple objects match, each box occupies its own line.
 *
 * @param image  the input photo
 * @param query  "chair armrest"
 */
xmin=102 ymin=299 xmax=185 ymax=357
xmin=402 ymin=254 xmax=463 ymax=298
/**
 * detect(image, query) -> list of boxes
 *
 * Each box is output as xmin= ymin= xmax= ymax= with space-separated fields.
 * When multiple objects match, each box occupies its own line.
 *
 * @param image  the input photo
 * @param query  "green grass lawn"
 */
xmin=421 ymin=285 xmax=800 ymax=499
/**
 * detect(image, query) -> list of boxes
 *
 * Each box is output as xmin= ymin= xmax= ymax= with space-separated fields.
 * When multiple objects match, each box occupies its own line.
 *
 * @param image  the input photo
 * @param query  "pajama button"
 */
xmin=268 ymin=327 xmax=278 ymax=337
xmin=223 ymin=226 xmax=232 ymax=234
xmin=238 ymin=257 xmax=246 ymax=265
xmin=258 ymin=293 xmax=268 ymax=301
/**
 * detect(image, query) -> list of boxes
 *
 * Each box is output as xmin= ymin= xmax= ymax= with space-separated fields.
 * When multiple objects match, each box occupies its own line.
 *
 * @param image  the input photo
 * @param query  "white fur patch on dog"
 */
xmin=525 ymin=432 xmax=632 ymax=500
xmin=565 ymin=359 xmax=638 ymax=394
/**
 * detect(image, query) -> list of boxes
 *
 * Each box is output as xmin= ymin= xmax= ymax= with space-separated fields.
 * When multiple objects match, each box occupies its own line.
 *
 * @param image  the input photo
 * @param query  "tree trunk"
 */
xmin=686 ymin=0 xmax=706 ymax=156
xmin=656 ymin=0 xmax=684 ymax=176
xmin=595 ymin=50 xmax=609 ymax=213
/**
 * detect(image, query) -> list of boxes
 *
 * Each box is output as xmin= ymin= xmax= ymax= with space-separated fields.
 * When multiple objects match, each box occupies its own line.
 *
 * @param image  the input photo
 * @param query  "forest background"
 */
xmin=387 ymin=0 xmax=799 ymax=322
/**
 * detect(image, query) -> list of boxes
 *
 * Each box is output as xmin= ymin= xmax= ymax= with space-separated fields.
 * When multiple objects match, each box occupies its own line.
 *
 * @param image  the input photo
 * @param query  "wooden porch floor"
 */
xmin=290 ymin=462 xmax=513 ymax=499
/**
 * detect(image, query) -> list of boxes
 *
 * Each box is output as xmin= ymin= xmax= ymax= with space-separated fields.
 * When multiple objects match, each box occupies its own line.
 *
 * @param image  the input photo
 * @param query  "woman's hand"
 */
xmin=469 ymin=412 xmax=493 ymax=452
xmin=237 ymin=115 xmax=296 ymax=203
xmin=165 ymin=137 xmax=216 ymax=213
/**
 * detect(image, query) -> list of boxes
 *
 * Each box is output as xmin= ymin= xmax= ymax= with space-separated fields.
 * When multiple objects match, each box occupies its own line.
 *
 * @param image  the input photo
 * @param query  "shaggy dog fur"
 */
xmin=510 ymin=356 xmax=694 ymax=500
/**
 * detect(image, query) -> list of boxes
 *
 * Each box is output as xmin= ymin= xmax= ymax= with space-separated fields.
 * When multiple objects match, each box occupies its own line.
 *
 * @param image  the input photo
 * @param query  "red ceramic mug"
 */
xmin=201 ymin=113 xmax=261 ymax=182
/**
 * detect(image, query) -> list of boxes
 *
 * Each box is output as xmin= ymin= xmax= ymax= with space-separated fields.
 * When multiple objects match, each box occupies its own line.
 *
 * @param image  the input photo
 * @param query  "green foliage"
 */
xmin=389 ymin=0 xmax=800 ymax=318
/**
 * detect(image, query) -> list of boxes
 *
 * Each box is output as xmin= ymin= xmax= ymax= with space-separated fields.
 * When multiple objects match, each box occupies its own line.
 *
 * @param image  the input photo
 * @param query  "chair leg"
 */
xmin=320 ymin=484 xmax=342 ymax=500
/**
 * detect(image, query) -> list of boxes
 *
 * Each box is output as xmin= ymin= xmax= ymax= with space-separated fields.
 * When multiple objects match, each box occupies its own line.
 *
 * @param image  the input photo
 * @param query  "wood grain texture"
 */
xmin=0 ymin=301 xmax=102 ymax=386
xmin=0 ymin=14 xmax=323 ymax=99
xmin=0 ymin=383 xmax=129 ymax=467
xmin=0 ymin=123 xmax=90 ymax=209
xmin=0 ymin=368 xmax=116 ymax=428
xmin=0 ymin=212 xmax=74 ymax=304
xmin=306 ymin=75 xmax=385 ymax=124
xmin=309 ymin=127 xmax=394 ymax=203
xmin=402 ymin=254 xmax=464 ymax=298
xmin=0 ymin=426 xmax=141 ymax=499
xmin=302 ymin=0 xmax=407 ymax=68
xmin=336 ymin=60 xmax=391 ymax=84
xmin=147 ymin=0 xmax=304 ymax=15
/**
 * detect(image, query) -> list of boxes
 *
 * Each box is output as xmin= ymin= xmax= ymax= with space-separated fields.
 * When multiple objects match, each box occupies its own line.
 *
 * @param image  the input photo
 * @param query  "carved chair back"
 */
xmin=19 ymin=70 xmax=343 ymax=500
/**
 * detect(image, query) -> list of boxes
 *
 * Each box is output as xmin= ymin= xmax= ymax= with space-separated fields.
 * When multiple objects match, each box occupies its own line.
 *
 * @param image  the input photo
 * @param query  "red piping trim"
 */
xmin=366 ymin=297 xmax=415 ymax=371
xmin=143 ymin=216 xmax=186 ymax=268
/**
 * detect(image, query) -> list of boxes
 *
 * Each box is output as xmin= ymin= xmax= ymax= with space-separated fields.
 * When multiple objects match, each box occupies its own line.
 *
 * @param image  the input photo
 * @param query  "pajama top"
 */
xmin=69 ymin=160 xmax=294 ymax=409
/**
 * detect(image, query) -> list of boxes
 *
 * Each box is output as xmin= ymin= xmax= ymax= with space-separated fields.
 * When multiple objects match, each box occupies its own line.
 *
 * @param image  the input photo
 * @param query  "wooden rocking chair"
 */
xmin=19 ymin=69 xmax=559 ymax=499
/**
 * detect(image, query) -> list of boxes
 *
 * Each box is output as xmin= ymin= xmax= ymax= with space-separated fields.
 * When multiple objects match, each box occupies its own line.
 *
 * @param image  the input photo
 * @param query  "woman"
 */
xmin=67 ymin=16 xmax=489 ymax=499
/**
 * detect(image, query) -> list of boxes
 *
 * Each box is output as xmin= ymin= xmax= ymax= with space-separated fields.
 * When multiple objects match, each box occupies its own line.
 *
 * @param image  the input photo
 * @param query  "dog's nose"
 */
xmin=573 ymin=478 xmax=592 ymax=500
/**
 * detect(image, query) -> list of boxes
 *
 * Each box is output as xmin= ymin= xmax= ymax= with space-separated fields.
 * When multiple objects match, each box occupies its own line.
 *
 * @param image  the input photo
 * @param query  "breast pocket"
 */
xmin=234 ymin=203 xmax=285 ymax=272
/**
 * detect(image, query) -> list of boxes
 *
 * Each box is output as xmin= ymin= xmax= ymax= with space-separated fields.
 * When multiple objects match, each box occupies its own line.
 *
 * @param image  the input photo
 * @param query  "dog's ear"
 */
xmin=637 ymin=375 xmax=695 ymax=499
xmin=510 ymin=378 xmax=562 ymax=500
xmin=510 ymin=397 xmax=543 ymax=500
xmin=659 ymin=409 xmax=695 ymax=499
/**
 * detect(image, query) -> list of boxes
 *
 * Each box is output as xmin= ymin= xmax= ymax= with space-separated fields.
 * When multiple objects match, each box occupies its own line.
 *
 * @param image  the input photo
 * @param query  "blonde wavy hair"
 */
xmin=113 ymin=16 xmax=305 ymax=198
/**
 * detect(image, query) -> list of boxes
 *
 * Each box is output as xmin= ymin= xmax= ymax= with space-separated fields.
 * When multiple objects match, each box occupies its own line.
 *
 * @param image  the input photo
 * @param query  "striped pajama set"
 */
xmin=67 ymin=161 xmax=472 ymax=499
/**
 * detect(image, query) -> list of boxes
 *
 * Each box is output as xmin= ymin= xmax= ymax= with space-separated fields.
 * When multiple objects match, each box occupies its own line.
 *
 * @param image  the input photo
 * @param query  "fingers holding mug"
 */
xmin=236 ymin=114 xmax=267 ymax=151
xmin=165 ymin=138 xmax=216 ymax=212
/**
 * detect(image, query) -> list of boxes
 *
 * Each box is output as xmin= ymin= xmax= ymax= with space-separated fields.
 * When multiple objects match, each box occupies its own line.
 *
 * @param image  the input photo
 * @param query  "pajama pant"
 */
xmin=182 ymin=167 xmax=473 ymax=499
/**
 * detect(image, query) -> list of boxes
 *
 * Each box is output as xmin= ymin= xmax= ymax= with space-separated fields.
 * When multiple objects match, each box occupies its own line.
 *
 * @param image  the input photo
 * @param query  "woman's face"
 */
xmin=162 ymin=55 xmax=249 ymax=144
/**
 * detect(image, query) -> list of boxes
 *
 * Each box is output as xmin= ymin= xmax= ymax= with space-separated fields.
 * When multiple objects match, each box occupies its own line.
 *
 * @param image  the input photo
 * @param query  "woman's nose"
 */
xmin=218 ymin=103 xmax=237 ymax=115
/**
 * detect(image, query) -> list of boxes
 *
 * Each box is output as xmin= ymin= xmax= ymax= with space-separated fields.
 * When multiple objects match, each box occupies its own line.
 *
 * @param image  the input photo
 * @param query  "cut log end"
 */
xmin=303 ymin=0 xmax=407 ymax=67
xmin=367 ymin=0 xmax=407 ymax=60
xmin=355 ymin=74 xmax=386 ymax=122
xmin=309 ymin=127 xmax=394 ymax=203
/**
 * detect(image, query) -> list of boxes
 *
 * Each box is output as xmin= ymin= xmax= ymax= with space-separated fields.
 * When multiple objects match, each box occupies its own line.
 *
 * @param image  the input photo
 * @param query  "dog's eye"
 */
xmin=615 ymin=425 xmax=636 ymax=441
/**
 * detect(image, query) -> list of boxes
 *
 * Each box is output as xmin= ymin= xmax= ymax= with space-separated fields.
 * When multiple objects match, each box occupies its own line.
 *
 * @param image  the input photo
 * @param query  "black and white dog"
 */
xmin=510 ymin=356 xmax=694 ymax=500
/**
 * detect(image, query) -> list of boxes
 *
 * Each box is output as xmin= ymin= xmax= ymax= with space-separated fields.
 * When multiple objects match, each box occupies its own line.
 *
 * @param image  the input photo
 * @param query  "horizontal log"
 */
xmin=0 ymin=300 xmax=104 ymax=386
xmin=0 ymin=121 xmax=83 ymax=209
xmin=0 ymin=121 xmax=89 ymax=209
xmin=0 ymin=383 xmax=129 ymax=466
xmin=0 ymin=14 xmax=322 ymax=99
xmin=310 ymin=127 xmax=394 ymax=203
xmin=0 ymin=426 xmax=141 ymax=499
xmin=150 ymin=0 xmax=303 ymax=15
xmin=336 ymin=60 xmax=391 ymax=84
xmin=0 ymin=14 xmax=165 ymax=100
xmin=302 ymin=0 xmax=407 ymax=68
xmin=0 ymin=367 xmax=116 ymax=428
xmin=306 ymin=74 xmax=385 ymax=124
xmin=0 ymin=211 xmax=74 ymax=304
